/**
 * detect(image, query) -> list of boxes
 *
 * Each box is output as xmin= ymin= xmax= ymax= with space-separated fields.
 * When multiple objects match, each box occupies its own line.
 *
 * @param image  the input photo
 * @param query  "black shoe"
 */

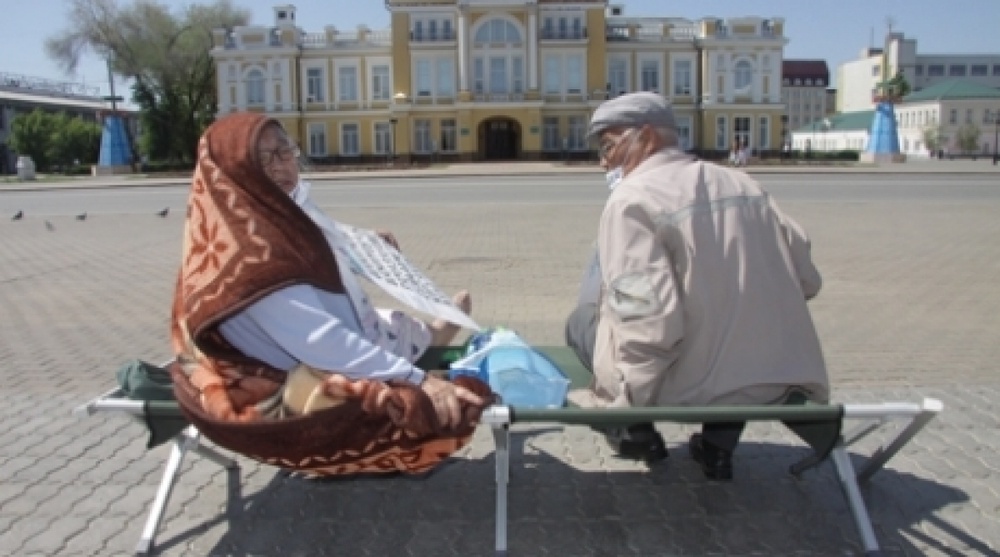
xmin=603 ymin=423 xmax=669 ymax=463
xmin=689 ymin=433 xmax=733 ymax=481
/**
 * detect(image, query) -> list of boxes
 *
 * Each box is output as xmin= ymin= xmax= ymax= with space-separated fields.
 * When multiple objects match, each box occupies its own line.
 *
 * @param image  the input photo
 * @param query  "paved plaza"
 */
xmin=1 ymin=165 xmax=999 ymax=556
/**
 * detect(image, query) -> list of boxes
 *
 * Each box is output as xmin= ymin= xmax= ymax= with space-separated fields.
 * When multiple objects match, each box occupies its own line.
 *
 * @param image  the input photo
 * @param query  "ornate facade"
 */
xmin=211 ymin=2 xmax=788 ymax=162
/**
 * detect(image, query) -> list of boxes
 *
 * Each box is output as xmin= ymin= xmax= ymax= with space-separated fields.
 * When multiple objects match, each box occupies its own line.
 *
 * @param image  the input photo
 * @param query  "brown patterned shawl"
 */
xmin=169 ymin=112 xmax=491 ymax=476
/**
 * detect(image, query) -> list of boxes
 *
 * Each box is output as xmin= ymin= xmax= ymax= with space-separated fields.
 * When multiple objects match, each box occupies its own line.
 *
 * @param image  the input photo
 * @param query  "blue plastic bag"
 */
xmin=449 ymin=329 xmax=569 ymax=408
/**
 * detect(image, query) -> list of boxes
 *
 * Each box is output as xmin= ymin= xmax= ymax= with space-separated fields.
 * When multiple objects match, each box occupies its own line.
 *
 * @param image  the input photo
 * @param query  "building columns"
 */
xmin=458 ymin=8 xmax=469 ymax=91
xmin=528 ymin=7 xmax=538 ymax=91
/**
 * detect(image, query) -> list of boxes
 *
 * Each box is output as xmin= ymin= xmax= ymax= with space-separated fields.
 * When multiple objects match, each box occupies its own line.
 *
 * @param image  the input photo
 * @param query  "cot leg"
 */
xmin=830 ymin=444 xmax=882 ymax=556
xmin=855 ymin=404 xmax=940 ymax=484
xmin=492 ymin=423 xmax=510 ymax=557
xmin=135 ymin=430 xmax=199 ymax=556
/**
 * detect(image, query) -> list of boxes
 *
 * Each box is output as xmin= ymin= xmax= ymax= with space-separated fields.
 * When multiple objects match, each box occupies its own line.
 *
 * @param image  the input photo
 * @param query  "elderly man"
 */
xmin=565 ymin=92 xmax=829 ymax=480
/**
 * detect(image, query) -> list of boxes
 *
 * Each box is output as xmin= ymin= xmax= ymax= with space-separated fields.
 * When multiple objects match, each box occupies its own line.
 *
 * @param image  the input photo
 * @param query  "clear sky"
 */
xmin=4 ymin=0 xmax=999 ymax=98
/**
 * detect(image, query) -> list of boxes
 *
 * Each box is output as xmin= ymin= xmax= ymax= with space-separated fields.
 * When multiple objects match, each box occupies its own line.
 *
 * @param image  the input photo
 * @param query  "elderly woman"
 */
xmin=170 ymin=113 xmax=489 ymax=475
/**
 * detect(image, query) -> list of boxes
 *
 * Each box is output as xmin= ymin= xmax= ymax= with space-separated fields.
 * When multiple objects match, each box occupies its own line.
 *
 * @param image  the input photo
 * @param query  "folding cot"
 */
xmin=75 ymin=347 xmax=942 ymax=556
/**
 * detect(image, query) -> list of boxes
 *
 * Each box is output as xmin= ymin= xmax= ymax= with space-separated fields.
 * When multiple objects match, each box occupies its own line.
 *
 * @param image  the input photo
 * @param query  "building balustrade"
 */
xmin=539 ymin=28 xmax=587 ymax=40
xmin=410 ymin=30 xmax=456 ymax=42
xmin=605 ymin=23 xmax=698 ymax=42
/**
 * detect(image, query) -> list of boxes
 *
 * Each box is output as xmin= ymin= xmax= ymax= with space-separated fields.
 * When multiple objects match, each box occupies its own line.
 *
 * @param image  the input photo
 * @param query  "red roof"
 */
xmin=782 ymin=60 xmax=830 ymax=81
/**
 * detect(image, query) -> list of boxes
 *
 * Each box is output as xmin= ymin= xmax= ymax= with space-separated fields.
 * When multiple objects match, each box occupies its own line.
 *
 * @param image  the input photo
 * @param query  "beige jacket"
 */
xmin=587 ymin=149 xmax=829 ymax=408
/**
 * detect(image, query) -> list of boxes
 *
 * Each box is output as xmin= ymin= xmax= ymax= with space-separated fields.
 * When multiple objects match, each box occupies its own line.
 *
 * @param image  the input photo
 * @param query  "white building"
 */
xmin=781 ymin=59 xmax=830 ymax=139
xmin=837 ymin=32 xmax=1000 ymax=114
xmin=790 ymin=79 xmax=1000 ymax=158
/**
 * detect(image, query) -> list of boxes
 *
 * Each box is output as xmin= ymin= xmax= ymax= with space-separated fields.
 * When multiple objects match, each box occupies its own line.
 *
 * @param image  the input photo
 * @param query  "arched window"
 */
xmin=474 ymin=18 xmax=522 ymax=43
xmin=734 ymin=60 xmax=752 ymax=91
xmin=246 ymin=68 xmax=265 ymax=105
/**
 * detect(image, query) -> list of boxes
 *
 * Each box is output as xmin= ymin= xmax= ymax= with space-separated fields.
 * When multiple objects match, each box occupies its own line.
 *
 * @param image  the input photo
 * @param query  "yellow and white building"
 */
xmin=211 ymin=2 xmax=788 ymax=161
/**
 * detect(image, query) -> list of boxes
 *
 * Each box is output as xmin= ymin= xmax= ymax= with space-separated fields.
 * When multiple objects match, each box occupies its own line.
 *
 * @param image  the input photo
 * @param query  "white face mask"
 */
xmin=605 ymin=166 xmax=624 ymax=190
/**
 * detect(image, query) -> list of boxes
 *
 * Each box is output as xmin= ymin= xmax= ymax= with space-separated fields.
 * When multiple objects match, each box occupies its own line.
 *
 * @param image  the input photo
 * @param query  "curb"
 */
xmin=3 ymin=165 xmax=996 ymax=193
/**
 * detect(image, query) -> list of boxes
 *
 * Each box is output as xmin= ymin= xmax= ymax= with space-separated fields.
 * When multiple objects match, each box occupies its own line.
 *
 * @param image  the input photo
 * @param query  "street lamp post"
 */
xmin=389 ymin=117 xmax=398 ymax=166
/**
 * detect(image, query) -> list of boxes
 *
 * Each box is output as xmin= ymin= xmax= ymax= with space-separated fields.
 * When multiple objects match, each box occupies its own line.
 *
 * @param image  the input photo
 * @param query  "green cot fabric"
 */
xmin=419 ymin=345 xmax=844 ymax=462
xmin=116 ymin=359 xmax=189 ymax=448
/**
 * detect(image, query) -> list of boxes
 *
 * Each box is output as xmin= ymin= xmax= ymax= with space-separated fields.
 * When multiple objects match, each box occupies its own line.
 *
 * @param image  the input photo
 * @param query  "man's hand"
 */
xmin=375 ymin=229 xmax=400 ymax=251
xmin=420 ymin=374 xmax=485 ymax=429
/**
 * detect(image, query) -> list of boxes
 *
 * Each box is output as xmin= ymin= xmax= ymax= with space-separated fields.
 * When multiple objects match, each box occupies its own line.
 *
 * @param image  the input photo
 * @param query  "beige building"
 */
xmin=211 ymin=2 xmax=788 ymax=162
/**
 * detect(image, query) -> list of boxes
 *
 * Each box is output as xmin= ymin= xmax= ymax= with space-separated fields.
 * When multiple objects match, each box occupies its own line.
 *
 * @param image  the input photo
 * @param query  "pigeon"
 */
xmin=45 ymin=221 xmax=55 ymax=232
xmin=12 ymin=210 xmax=23 ymax=221
xmin=76 ymin=212 xmax=87 ymax=221
xmin=157 ymin=207 xmax=170 ymax=218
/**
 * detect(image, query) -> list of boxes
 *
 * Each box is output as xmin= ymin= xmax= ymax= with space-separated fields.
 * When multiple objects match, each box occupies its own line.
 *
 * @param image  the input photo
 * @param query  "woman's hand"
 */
xmin=420 ymin=374 xmax=485 ymax=429
xmin=376 ymin=229 xmax=400 ymax=251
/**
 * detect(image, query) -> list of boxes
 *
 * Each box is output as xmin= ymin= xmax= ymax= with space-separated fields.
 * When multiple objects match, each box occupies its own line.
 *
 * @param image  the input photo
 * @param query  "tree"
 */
xmin=922 ymin=125 xmax=945 ymax=155
xmin=956 ymin=124 xmax=981 ymax=155
xmin=9 ymin=110 xmax=56 ymax=171
xmin=9 ymin=109 xmax=101 ymax=172
xmin=48 ymin=113 xmax=103 ymax=169
xmin=45 ymin=0 xmax=250 ymax=163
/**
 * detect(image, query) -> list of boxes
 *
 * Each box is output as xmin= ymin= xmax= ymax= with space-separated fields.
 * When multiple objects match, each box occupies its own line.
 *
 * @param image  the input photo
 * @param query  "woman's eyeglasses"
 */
xmin=259 ymin=146 xmax=300 ymax=166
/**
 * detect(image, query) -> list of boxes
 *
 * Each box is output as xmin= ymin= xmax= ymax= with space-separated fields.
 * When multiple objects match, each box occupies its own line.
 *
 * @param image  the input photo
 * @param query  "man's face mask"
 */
xmin=605 ymin=166 xmax=623 ymax=190
xmin=601 ymin=129 xmax=637 ymax=191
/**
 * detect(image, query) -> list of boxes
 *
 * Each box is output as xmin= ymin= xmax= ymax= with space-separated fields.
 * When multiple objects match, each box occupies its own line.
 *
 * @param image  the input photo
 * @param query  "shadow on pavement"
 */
xmin=179 ymin=430 xmax=974 ymax=557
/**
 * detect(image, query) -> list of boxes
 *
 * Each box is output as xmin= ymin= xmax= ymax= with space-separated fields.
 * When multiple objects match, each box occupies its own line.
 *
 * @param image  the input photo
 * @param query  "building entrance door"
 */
xmin=480 ymin=117 xmax=520 ymax=160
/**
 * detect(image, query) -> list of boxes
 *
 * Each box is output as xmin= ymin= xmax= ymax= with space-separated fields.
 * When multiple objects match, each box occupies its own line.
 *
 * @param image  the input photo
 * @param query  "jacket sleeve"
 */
xmin=771 ymin=198 xmax=822 ymax=300
xmin=598 ymin=197 xmax=684 ymax=407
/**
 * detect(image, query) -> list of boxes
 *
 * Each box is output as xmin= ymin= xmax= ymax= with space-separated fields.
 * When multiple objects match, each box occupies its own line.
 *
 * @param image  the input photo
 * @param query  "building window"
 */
xmin=993 ymin=64 xmax=1000 ymax=76
xmin=971 ymin=64 xmax=988 ymax=77
xmin=715 ymin=116 xmax=727 ymax=150
xmin=758 ymin=116 xmax=770 ymax=149
xmin=308 ymin=123 xmax=326 ymax=157
xmin=914 ymin=65 xmax=923 ymax=76
xmin=374 ymin=122 xmax=391 ymax=155
xmin=341 ymin=123 xmax=359 ymax=156
xmin=414 ymin=119 xmax=432 ymax=153
xmin=428 ymin=20 xmax=438 ymax=41
xmin=966 ymin=109 xmax=973 ymax=124
xmin=338 ymin=66 xmax=358 ymax=101
xmin=567 ymin=116 xmax=586 ymax=149
xmin=734 ymin=116 xmax=751 ymax=148
xmin=673 ymin=60 xmax=692 ymax=95
xmin=306 ymin=67 xmax=325 ymax=102
xmin=443 ymin=20 xmax=453 ymax=40
xmin=372 ymin=65 xmax=390 ymax=101
xmin=489 ymin=57 xmax=508 ymax=94
xmin=949 ymin=109 xmax=957 ymax=124
xmin=872 ymin=64 xmax=881 ymax=77
xmin=734 ymin=60 xmax=753 ymax=91
xmin=544 ymin=54 xmax=560 ymax=94
xmin=675 ymin=116 xmax=693 ymax=150
xmin=542 ymin=117 xmax=559 ymax=151
xmin=413 ymin=20 xmax=424 ymax=41
xmin=474 ymin=58 xmax=485 ymax=93
xmin=640 ymin=60 xmax=659 ymax=92
xmin=437 ymin=58 xmax=455 ymax=97
xmin=609 ymin=58 xmax=627 ymax=97
xmin=948 ymin=65 xmax=966 ymax=77
xmin=440 ymin=119 xmax=457 ymax=152
xmin=566 ymin=55 xmax=583 ymax=93
xmin=246 ymin=68 xmax=265 ymax=105
xmin=512 ymin=57 xmax=524 ymax=94
xmin=416 ymin=59 xmax=433 ymax=96
xmin=928 ymin=65 xmax=945 ymax=77
xmin=474 ymin=18 xmax=522 ymax=43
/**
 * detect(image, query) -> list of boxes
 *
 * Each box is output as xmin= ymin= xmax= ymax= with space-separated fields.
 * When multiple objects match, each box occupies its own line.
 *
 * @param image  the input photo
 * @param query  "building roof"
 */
xmin=0 ymin=89 xmax=109 ymax=111
xmin=903 ymin=80 xmax=1000 ymax=102
xmin=793 ymin=110 xmax=874 ymax=133
xmin=782 ymin=60 xmax=829 ymax=81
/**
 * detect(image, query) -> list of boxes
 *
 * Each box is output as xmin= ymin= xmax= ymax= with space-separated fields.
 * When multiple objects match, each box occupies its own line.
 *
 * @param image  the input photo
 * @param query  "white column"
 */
xmin=752 ymin=56 xmax=762 ymax=103
xmin=528 ymin=8 xmax=538 ymax=91
xmin=458 ymin=8 xmax=469 ymax=91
